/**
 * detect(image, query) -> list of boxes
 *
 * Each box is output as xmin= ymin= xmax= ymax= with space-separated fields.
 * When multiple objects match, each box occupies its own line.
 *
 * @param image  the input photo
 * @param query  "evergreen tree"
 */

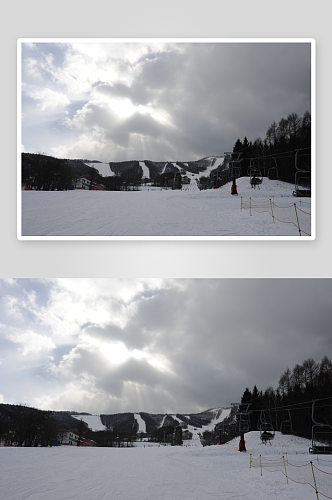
xmin=233 ymin=138 xmax=243 ymax=153
xmin=241 ymin=388 xmax=252 ymax=403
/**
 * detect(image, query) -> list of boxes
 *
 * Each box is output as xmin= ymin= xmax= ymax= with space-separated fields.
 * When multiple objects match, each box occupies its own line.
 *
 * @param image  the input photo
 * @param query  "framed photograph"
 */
xmin=18 ymin=38 xmax=315 ymax=240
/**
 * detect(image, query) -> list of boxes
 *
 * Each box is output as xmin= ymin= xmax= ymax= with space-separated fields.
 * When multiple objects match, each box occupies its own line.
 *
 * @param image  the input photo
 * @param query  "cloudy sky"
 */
xmin=20 ymin=40 xmax=312 ymax=163
xmin=0 ymin=278 xmax=330 ymax=415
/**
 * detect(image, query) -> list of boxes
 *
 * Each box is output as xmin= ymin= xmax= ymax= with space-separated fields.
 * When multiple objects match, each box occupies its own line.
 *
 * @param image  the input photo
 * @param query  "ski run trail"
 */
xmin=1 ymin=431 xmax=331 ymax=500
xmin=72 ymin=408 xmax=230 ymax=436
xmin=21 ymin=177 xmax=312 ymax=238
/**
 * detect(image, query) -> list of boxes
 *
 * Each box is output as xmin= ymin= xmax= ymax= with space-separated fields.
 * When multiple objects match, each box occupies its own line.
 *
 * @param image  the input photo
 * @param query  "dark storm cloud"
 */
xmin=21 ymin=40 xmax=312 ymax=162
xmin=165 ymin=43 xmax=311 ymax=155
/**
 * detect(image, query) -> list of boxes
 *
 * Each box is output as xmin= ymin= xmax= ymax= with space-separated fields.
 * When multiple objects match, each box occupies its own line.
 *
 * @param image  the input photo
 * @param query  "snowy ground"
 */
xmin=20 ymin=177 xmax=312 ymax=238
xmin=1 ymin=432 xmax=330 ymax=500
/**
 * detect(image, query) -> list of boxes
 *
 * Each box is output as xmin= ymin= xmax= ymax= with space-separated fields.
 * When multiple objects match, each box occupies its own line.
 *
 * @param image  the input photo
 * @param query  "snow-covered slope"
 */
xmin=88 ymin=156 xmax=224 ymax=181
xmin=21 ymin=176 xmax=312 ymax=238
xmin=138 ymin=161 xmax=150 ymax=179
xmin=84 ymin=162 xmax=116 ymax=177
xmin=71 ymin=407 xmax=231 ymax=437
xmin=72 ymin=408 xmax=230 ymax=441
xmin=134 ymin=413 xmax=147 ymax=434
xmin=203 ymin=407 xmax=231 ymax=431
xmin=72 ymin=414 xmax=107 ymax=431
xmin=150 ymin=408 xmax=231 ymax=441
xmin=200 ymin=156 xmax=225 ymax=176
xmin=239 ymin=430 xmax=314 ymax=456
xmin=1 ymin=431 xmax=330 ymax=500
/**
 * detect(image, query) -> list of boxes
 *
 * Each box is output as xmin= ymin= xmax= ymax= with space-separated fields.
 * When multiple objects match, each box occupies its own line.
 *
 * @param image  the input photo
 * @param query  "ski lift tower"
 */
xmin=224 ymin=152 xmax=242 ymax=195
xmin=232 ymin=402 xmax=251 ymax=451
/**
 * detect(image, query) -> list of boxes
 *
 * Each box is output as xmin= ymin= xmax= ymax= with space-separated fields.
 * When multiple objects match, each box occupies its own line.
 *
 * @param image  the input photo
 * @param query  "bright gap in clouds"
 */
xmin=110 ymin=98 xmax=137 ymax=118
xmin=101 ymin=340 xmax=172 ymax=373
xmin=102 ymin=341 xmax=134 ymax=364
xmin=109 ymin=97 xmax=172 ymax=125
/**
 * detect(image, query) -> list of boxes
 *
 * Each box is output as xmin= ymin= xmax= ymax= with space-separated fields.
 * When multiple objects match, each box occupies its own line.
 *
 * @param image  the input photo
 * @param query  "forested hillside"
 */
xmin=240 ymin=355 xmax=332 ymax=441
xmin=0 ymin=404 xmax=64 ymax=446
xmin=231 ymin=110 xmax=311 ymax=184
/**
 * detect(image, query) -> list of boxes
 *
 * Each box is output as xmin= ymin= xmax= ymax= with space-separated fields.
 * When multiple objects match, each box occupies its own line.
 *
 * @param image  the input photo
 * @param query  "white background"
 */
xmin=2 ymin=0 xmax=330 ymax=278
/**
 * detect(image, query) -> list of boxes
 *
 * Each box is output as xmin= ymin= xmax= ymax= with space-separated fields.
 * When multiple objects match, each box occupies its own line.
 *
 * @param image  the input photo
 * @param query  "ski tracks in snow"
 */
xmin=0 ymin=444 xmax=315 ymax=500
xmin=21 ymin=178 xmax=311 ymax=237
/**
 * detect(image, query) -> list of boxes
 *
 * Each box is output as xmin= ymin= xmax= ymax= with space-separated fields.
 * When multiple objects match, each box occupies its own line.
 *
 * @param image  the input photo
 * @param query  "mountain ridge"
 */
xmin=22 ymin=152 xmax=227 ymax=191
xmin=66 ymin=407 xmax=232 ymax=435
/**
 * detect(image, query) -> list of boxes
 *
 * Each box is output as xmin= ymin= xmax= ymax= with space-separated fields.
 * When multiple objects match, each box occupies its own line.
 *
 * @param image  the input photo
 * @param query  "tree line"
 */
xmin=86 ymin=424 xmax=184 ymax=447
xmin=22 ymin=153 xmax=76 ymax=191
xmin=0 ymin=403 xmax=187 ymax=447
xmin=0 ymin=404 xmax=61 ymax=446
xmin=240 ymin=355 xmax=332 ymax=441
xmin=231 ymin=110 xmax=311 ymax=184
xmin=21 ymin=153 xmax=181 ymax=192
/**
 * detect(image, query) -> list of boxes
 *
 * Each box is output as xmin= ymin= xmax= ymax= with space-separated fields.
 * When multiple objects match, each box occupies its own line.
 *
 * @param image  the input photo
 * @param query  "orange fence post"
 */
xmin=282 ymin=456 xmax=289 ymax=484
xmin=294 ymin=203 xmax=302 ymax=236
xmin=310 ymin=462 xmax=320 ymax=500
xmin=270 ymin=199 xmax=275 ymax=224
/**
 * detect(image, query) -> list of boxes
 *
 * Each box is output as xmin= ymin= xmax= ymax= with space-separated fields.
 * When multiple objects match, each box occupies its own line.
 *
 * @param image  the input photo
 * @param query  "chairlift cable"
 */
xmin=247 ymin=402 xmax=332 ymax=415
xmin=240 ymin=395 xmax=332 ymax=412
xmin=232 ymin=145 xmax=311 ymax=156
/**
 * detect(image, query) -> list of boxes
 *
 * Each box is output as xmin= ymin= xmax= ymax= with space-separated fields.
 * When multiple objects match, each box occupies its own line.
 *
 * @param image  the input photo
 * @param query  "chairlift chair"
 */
xmin=260 ymin=421 xmax=275 ymax=443
xmin=293 ymin=170 xmax=311 ymax=197
xmin=249 ymin=168 xmax=263 ymax=188
xmin=222 ymin=423 xmax=230 ymax=436
xmin=247 ymin=159 xmax=255 ymax=177
xmin=280 ymin=410 xmax=293 ymax=435
xmin=311 ymin=427 xmax=332 ymax=454
xmin=309 ymin=400 xmax=332 ymax=454
xmin=228 ymin=423 xmax=237 ymax=436
xmin=268 ymin=167 xmax=278 ymax=180
xmin=258 ymin=411 xmax=275 ymax=443
xmin=257 ymin=411 xmax=267 ymax=430
xmin=293 ymin=149 xmax=311 ymax=197
xmin=231 ymin=165 xmax=241 ymax=179
xmin=267 ymin=158 xmax=279 ymax=180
